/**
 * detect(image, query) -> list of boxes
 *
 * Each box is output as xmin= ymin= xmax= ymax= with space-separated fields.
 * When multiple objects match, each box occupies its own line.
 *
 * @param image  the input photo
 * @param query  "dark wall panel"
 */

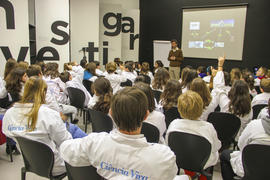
xmin=139 ymin=0 xmax=270 ymax=71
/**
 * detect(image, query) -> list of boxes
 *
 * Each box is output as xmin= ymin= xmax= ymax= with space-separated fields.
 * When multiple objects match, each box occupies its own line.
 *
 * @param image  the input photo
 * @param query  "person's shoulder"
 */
xmin=39 ymin=104 xmax=59 ymax=115
xmin=148 ymin=143 xmax=175 ymax=157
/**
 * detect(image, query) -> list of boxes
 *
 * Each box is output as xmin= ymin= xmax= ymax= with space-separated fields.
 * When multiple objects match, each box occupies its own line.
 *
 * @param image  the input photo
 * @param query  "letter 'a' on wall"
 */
xmin=0 ymin=0 xmax=30 ymax=76
xmin=35 ymin=0 xmax=70 ymax=72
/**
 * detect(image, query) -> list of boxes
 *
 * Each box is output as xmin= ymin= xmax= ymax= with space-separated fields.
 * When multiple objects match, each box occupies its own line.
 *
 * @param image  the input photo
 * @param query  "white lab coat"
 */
xmin=60 ymin=129 xmax=179 ymax=180
xmin=122 ymin=71 xmax=137 ymax=83
xmin=88 ymin=94 xmax=99 ymax=109
xmin=144 ymin=110 xmax=166 ymax=144
xmin=0 ymin=77 xmax=8 ymax=99
xmin=105 ymin=73 xmax=127 ymax=94
xmin=2 ymin=103 xmax=72 ymax=176
xmin=230 ymin=119 xmax=270 ymax=177
xmin=96 ymin=69 xmax=104 ymax=76
xmin=72 ymin=65 xmax=85 ymax=80
xmin=199 ymin=96 xmax=219 ymax=121
xmin=258 ymin=107 xmax=269 ymax=119
xmin=251 ymin=92 xmax=270 ymax=107
xmin=166 ymin=119 xmax=221 ymax=169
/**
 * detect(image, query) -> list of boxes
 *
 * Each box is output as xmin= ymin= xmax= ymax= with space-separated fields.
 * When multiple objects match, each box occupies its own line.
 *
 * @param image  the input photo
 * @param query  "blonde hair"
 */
xmin=106 ymin=62 xmax=117 ymax=73
xmin=20 ymin=76 xmax=47 ymax=131
xmin=177 ymin=90 xmax=203 ymax=120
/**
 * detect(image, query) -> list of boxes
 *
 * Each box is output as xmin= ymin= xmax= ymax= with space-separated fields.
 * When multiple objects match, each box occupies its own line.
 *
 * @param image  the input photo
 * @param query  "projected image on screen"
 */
xmin=181 ymin=6 xmax=247 ymax=60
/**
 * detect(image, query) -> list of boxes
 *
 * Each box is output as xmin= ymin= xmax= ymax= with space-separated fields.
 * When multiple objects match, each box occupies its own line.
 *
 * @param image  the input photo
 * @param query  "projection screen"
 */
xmin=181 ymin=5 xmax=247 ymax=61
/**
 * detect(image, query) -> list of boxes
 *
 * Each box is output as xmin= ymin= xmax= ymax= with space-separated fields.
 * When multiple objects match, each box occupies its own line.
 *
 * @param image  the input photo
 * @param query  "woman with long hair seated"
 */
xmin=3 ymin=76 xmax=72 ymax=176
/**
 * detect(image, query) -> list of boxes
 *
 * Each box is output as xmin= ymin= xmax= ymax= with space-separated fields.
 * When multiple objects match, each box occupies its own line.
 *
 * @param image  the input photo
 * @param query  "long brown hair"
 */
xmin=4 ymin=58 xmax=18 ymax=80
xmin=5 ymin=67 xmax=26 ymax=102
xmin=230 ymin=68 xmax=241 ymax=85
xmin=44 ymin=62 xmax=59 ymax=79
xmin=228 ymin=80 xmax=251 ymax=117
xmin=180 ymin=69 xmax=198 ymax=89
xmin=85 ymin=62 xmax=97 ymax=76
xmin=140 ymin=62 xmax=150 ymax=75
xmin=93 ymin=77 xmax=113 ymax=114
xmin=20 ymin=76 xmax=47 ymax=131
xmin=134 ymin=82 xmax=155 ymax=112
xmin=190 ymin=78 xmax=212 ymax=108
xmin=160 ymin=79 xmax=182 ymax=110
xmin=152 ymin=68 xmax=170 ymax=90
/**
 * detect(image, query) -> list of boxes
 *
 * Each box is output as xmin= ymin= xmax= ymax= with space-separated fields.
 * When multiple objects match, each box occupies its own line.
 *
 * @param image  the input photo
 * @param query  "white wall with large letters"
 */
xmin=0 ymin=0 xmax=30 ymax=76
xmin=35 ymin=0 xmax=69 ymax=72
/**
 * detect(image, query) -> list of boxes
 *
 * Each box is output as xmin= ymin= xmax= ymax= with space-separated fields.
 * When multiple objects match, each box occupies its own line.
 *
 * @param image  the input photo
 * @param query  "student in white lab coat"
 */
xmin=251 ymin=78 xmax=270 ymax=107
xmin=121 ymin=62 xmax=137 ymax=83
xmin=190 ymin=78 xmax=219 ymax=121
xmin=2 ymin=77 xmax=72 ymax=176
xmin=179 ymin=69 xmax=197 ymax=93
xmin=214 ymin=57 xmax=253 ymax=139
xmin=88 ymin=77 xmax=113 ymax=114
xmin=151 ymin=67 xmax=170 ymax=92
xmin=140 ymin=62 xmax=154 ymax=83
xmin=104 ymin=62 xmax=127 ymax=94
xmin=60 ymin=87 xmax=189 ymax=180
xmin=134 ymin=82 xmax=166 ymax=143
xmin=83 ymin=62 xmax=98 ymax=82
xmin=94 ymin=61 xmax=104 ymax=76
xmin=220 ymin=99 xmax=270 ymax=180
xmin=166 ymin=90 xmax=221 ymax=178
xmin=59 ymin=71 xmax=91 ymax=107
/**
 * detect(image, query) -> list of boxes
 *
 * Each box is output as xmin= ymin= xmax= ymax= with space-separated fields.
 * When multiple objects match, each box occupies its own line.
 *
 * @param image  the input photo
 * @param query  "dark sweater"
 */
xmin=167 ymin=49 xmax=184 ymax=67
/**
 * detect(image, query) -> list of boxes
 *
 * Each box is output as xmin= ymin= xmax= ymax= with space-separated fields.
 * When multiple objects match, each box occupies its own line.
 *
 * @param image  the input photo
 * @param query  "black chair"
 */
xmin=65 ymin=162 xmax=103 ymax=180
xmin=168 ymin=131 xmax=212 ymax=180
xmin=207 ymin=112 xmax=241 ymax=151
xmin=120 ymin=79 xmax=132 ymax=87
xmin=82 ymin=80 xmax=94 ymax=96
xmin=66 ymin=87 xmax=90 ymax=132
xmin=88 ymin=109 xmax=113 ymax=133
xmin=252 ymin=104 xmax=268 ymax=119
xmin=152 ymin=90 xmax=162 ymax=103
xmin=242 ymin=144 xmax=270 ymax=180
xmin=16 ymin=137 xmax=66 ymax=180
xmin=141 ymin=122 xmax=160 ymax=143
xmin=164 ymin=107 xmax=181 ymax=128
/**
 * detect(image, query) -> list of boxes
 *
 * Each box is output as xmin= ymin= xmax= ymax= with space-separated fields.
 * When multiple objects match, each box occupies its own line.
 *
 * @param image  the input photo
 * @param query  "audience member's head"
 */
xmin=110 ymin=87 xmax=149 ymax=132
xmin=35 ymin=61 xmax=46 ymax=75
xmin=260 ymin=79 xmax=270 ymax=93
xmin=124 ymin=62 xmax=134 ymax=72
xmin=93 ymin=61 xmax=101 ymax=69
xmin=26 ymin=65 xmax=42 ymax=77
xmin=59 ymin=71 xmax=71 ymax=83
xmin=228 ymin=80 xmax=251 ymax=117
xmin=106 ymin=62 xmax=117 ymax=74
xmin=154 ymin=60 xmax=164 ymax=69
xmin=190 ymin=78 xmax=212 ymax=109
xmin=242 ymin=71 xmax=255 ymax=90
xmin=4 ymin=58 xmax=18 ymax=80
xmin=152 ymin=67 xmax=170 ymax=90
xmin=224 ymin=71 xmax=231 ymax=86
xmin=134 ymin=82 xmax=155 ymax=113
xmin=180 ymin=67 xmax=191 ymax=82
xmin=44 ymin=62 xmax=59 ymax=79
xmin=18 ymin=61 xmax=29 ymax=70
xmin=180 ymin=69 xmax=198 ymax=89
xmin=80 ymin=59 xmax=87 ymax=68
xmin=256 ymin=66 xmax=267 ymax=77
xmin=160 ymin=79 xmax=182 ymax=110
xmin=177 ymin=90 xmax=203 ymax=120
xmin=134 ymin=75 xmax=151 ymax=85
xmin=85 ymin=62 xmax=97 ymax=76
xmin=63 ymin=63 xmax=72 ymax=71
xmin=93 ymin=77 xmax=113 ymax=114
xmin=230 ymin=68 xmax=241 ymax=84
xmin=140 ymin=62 xmax=150 ymax=74
xmin=21 ymin=76 xmax=47 ymax=131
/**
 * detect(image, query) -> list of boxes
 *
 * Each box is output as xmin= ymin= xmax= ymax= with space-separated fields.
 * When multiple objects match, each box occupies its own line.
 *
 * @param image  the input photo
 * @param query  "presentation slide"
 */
xmin=181 ymin=6 xmax=247 ymax=60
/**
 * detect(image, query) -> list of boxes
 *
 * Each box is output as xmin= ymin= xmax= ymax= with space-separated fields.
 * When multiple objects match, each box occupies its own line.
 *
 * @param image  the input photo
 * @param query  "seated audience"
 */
xmin=179 ymin=69 xmax=197 ymax=93
xmin=251 ymin=78 xmax=270 ymax=106
xmin=140 ymin=62 xmax=154 ymax=83
xmin=60 ymin=87 xmax=189 ymax=180
xmin=197 ymin=66 xmax=207 ymax=78
xmin=153 ymin=60 xmax=164 ymax=74
xmin=83 ymin=62 xmax=98 ymax=82
xmin=122 ymin=62 xmax=137 ymax=83
xmin=151 ymin=67 xmax=170 ymax=92
xmin=254 ymin=66 xmax=267 ymax=86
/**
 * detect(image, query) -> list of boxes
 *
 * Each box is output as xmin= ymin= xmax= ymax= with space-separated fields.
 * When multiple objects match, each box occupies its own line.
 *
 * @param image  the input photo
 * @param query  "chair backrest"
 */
xmin=164 ymin=107 xmax=181 ymax=128
xmin=242 ymin=144 xmax=270 ymax=180
xmin=120 ymin=79 xmax=132 ymax=87
xmin=207 ymin=112 xmax=240 ymax=145
xmin=152 ymin=90 xmax=162 ymax=102
xmin=67 ymin=87 xmax=85 ymax=109
xmin=16 ymin=137 xmax=55 ymax=178
xmin=168 ymin=131 xmax=211 ymax=172
xmin=89 ymin=109 xmax=113 ymax=133
xmin=141 ymin=122 xmax=160 ymax=143
xmin=252 ymin=104 xmax=268 ymax=119
xmin=65 ymin=162 xmax=103 ymax=180
xmin=82 ymin=80 xmax=94 ymax=96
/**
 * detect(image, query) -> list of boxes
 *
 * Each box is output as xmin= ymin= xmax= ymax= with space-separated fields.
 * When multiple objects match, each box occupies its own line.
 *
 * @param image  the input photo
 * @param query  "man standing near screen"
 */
xmin=168 ymin=39 xmax=184 ymax=80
